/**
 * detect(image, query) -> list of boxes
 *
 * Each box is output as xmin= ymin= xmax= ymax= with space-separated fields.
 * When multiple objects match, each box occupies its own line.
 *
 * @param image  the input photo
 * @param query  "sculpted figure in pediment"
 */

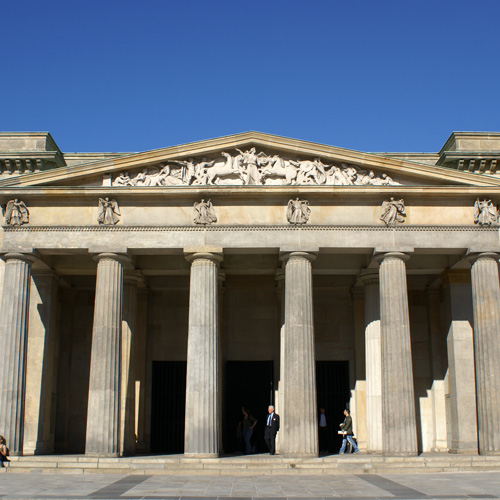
xmin=380 ymin=197 xmax=406 ymax=226
xmin=205 ymin=152 xmax=246 ymax=185
xmin=97 ymin=198 xmax=120 ymax=225
xmin=260 ymin=155 xmax=299 ymax=185
xmin=4 ymin=199 xmax=29 ymax=226
xmin=111 ymin=150 xmax=401 ymax=187
xmin=325 ymin=165 xmax=351 ymax=185
xmin=236 ymin=147 xmax=268 ymax=185
xmin=130 ymin=168 xmax=151 ymax=186
xmin=170 ymin=158 xmax=215 ymax=185
xmin=292 ymin=158 xmax=327 ymax=185
xmin=113 ymin=172 xmax=132 ymax=186
xmin=474 ymin=198 xmax=498 ymax=226
xmin=149 ymin=165 xmax=184 ymax=186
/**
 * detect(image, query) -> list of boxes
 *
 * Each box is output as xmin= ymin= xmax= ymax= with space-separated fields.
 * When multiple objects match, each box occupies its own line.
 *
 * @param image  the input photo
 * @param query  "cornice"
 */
xmin=1 ymin=184 xmax=500 ymax=200
xmin=1 ymin=132 xmax=500 ymax=188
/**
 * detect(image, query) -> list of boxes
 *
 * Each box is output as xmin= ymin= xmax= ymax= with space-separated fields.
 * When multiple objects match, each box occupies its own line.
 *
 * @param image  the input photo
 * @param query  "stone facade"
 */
xmin=0 ymin=131 xmax=499 ymax=458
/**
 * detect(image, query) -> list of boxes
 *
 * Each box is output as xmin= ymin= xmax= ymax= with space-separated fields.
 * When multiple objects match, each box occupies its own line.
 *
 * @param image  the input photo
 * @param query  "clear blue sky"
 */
xmin=2 ymin=0 xmax=500 ymax=154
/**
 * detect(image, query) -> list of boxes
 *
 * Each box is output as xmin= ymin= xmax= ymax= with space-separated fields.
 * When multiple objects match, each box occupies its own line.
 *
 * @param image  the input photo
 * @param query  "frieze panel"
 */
xmin=4 ymin=199 xmax=29 ymax=226
xmin=97 ymin=197 xmax=120 ymax=225
xmin=473 ymin=198 xmax=499 ymax=226
xmin=110 ymin=148 xmax=401 ymax=187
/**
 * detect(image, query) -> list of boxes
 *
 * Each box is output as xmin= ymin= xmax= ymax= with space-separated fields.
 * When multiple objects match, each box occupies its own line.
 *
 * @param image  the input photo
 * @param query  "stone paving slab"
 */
xmin=0 ymin=471 xmax=500 ymax=499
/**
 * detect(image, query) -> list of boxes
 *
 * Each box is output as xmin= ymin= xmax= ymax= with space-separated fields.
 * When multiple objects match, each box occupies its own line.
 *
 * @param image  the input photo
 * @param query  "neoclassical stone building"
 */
xmin=0 ymin=131 xmax=499 ymax=458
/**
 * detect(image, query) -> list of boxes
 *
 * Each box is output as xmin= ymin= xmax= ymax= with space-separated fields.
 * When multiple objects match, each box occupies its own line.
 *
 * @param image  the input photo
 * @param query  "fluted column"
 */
xmin=360 ymin=269 xmax=382 ymax=453
xmin=279 ymin=251 xmax=318 ymax=457
xmin=184 ymin=250 xmax=222 ymax=457
xmin=441 ymin=271 xmax=477 ymax=454
xmin=0 ymin=252 xmax=37 ymax=455
xmin=120 ymin=272 xmax=143 ymax=456
xmin=468 ymin=252 xmax=500 ymax=454
xmin=377 ymin=252 xmax=417 ymax=456
xmin=86 ymin=253 xmax=129 ymax=456
xmin=276 ymin=269 xmax=285 ymax=454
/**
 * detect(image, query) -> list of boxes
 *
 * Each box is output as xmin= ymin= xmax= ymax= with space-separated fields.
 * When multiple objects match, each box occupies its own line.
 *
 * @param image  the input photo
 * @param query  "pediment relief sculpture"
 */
xmin=287 ymin=198 xmax=311 ymax=225
xmin=4 ymin=199 xmax=29 ymax=226
xmin=110 ymin=149 xmax=401 ymax=187
xmin=474 ymin=198 xmax=498 ymax=226
xmin=380 ymin=197 xmax=406 ymax=226
xmin=97 ymin=197 xmax=120 ymax=225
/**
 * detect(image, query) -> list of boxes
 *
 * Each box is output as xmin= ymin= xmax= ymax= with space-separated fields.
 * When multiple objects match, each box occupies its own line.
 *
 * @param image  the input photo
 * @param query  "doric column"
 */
xmin=441 ymin=271 xmax=477 ymax=454
xmin=0 ymin=252 xmax=37 ymax=455
xmin=276 ymin=269 xmax=285 ymax=430
xmin=120 ymin=272 xmax=143 ymax=456
xmin=377 ymin=251 xmax=417 ymax=456
xmin=468 ymin=252 xmax=500 ymax=454
xmin=86 ymin=253 xmax=129 ymax=456
xmin=184 ymin=249 xmax=223 ymax=457
xmin=350 ymin=286 xmax=367 ymax=450
xmin=360 ymin=269 xmax=382 ymax=453
xmin=426 ymin=288 xmax=448 ymax=452
xmin=279 ymin=250 xmax=318 ymax=457
xmin=25 ymin=270 xmax=60 ymax=454
xmin=134 ymin=288 xmax=149 ymax=454
xmin=55 ymin=288 xmax=77 ymax=453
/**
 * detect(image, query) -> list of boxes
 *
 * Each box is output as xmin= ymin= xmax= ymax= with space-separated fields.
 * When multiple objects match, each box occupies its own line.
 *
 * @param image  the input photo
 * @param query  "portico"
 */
xmin=0 ymin=131 xmax=500 ymax=460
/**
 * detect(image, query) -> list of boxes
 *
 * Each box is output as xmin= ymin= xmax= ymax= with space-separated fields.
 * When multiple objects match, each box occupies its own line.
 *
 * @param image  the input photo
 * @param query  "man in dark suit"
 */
xmin=264 ymin=405 xmax=280 ymax=455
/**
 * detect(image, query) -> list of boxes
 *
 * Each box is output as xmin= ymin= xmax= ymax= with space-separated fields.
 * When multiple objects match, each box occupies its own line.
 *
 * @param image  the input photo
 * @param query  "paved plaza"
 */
xmin=1 ymin=471 xmax=500 ymax=500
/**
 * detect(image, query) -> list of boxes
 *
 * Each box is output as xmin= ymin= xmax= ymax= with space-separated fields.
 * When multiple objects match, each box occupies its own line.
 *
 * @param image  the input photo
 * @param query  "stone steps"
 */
xmin=2 ymin=453 xmax=500 ymax=475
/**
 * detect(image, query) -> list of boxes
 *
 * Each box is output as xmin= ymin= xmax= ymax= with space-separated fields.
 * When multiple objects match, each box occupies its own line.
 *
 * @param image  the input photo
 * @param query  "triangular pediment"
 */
xmin=1 ymin=132 xmax=500 ymax=188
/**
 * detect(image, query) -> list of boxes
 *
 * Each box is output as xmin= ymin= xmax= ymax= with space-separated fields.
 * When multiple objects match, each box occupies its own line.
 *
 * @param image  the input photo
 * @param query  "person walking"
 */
xmin=0 ymin=436 xmax=10 ymax=467
xmin=338 ymin=409 xmax=359 ymax=454
xmin=264 ymin=405 xmax=280 ymax=455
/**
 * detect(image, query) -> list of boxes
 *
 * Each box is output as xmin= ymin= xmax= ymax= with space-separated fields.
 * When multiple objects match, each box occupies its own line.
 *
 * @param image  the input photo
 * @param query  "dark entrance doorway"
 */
xmin=223 ymin=360 xmax=274 ymax=454
xmin=316 ymin=360 xmax=350 ymax=454
xmin=150 ymin=361 xmax=186 ymax=453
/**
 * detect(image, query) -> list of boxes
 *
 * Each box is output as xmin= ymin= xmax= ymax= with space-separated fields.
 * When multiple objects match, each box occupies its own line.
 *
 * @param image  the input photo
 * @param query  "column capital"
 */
xmin=92 ymin=252 xmax=133 ymax=267
xmin=1 ymin=252 xmax=38 ymax=265
xmin=184 ymin=247 xmax=223 ymax=264
xmin=123 ymin=271 xmax=145 ymax=287
xmin=185 ymin=252 xmax=223 ymax=264
xmin=279 ymin=249 xmax=318 ymax=264
xmin=466 ymin=251 xmax=499 ymax=264
xmin=358 ymin=269 xmax=379 ymax=285
xmin=374 ymin=251 xmax=411 ymax=263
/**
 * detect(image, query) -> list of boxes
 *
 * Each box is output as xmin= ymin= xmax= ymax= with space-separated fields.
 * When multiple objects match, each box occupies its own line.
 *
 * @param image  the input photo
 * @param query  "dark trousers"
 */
xmin=264 ymin=427 xmax=276 ymax=454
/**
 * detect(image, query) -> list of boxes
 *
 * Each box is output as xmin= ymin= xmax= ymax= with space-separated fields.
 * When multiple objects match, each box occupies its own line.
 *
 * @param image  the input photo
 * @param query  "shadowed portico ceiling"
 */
xmin=1 ymin=131 xmax=500 ymax=187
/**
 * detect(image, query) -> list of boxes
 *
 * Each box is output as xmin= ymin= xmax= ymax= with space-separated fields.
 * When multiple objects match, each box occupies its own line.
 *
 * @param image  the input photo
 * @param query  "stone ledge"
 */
xmin=3 ymin=224 xmax=498 ymax=233
xmin=5 ymin=453 xmax=500 ymax=475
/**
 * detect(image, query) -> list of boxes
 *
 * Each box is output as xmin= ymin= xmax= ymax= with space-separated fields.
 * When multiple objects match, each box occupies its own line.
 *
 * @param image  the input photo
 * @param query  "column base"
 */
xmin=382 ymin=451 xmax=418 ymax=457
xmin=282 ymin=453 xmax=318 ymax=458
xmin=184 ymin=453 xmax=219 ymax=459
xmin=85 ymin=452 xmax=120 ymax=458
xmin=449 ymin=448 xmax=479 ymax=454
